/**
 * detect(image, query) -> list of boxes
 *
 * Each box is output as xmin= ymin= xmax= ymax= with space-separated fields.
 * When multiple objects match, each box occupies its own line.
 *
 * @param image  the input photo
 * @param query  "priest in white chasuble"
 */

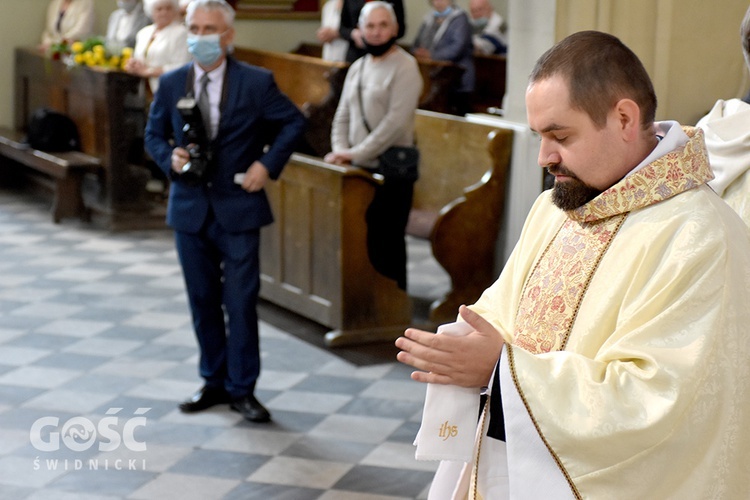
xmin=396 ymin=30 xmax=750 ymax=500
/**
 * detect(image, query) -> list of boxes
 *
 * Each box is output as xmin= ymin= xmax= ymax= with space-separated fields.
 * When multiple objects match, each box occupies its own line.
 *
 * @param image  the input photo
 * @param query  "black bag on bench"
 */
xmin=25 ymin=108 xmax=81 ymax=153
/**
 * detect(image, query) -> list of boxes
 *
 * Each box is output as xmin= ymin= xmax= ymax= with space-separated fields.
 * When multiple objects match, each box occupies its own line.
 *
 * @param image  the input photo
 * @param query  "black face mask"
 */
xmin=363 ymin=36 xmax=397 ymax=56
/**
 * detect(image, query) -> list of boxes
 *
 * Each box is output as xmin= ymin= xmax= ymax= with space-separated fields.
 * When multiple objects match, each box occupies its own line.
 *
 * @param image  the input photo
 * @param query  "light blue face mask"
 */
xmin=433 ymin=6 xmax=453 ymax=17
xmin=187 ymin=33 xmax=223 ymax=67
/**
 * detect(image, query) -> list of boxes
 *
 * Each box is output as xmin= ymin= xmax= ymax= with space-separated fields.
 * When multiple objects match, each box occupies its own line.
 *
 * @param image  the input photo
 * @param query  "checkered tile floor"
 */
xmin=0 ymin=189 xmax=450 ymax=499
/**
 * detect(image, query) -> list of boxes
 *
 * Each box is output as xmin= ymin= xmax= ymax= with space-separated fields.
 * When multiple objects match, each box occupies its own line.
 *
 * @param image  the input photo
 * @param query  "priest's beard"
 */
xmin=548 ymin=165 xmax=602 ymax=210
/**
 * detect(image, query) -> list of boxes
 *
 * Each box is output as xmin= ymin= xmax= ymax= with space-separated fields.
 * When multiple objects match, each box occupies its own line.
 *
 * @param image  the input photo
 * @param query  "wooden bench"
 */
xmin=233 ymin=46 xmax=349 ymax=158
xmin=259 ymin=154 xmax=411 ymax=346
xmin=471 ymin=53 xmax=507 ymax=114
xmin=258 ymin=110 xmax=512 ymax=344
xmin=291 ymin=43 xmax=505 ymax=116
xmin=14 ymin=47 xmax=163 ymax=230
xmin=291 ymin=42 xmax=464 ymax=116
xmin=0 ymin=126 xmax=101 ymax=223
xmin=409 ymin=110 xmax=513 ymax=323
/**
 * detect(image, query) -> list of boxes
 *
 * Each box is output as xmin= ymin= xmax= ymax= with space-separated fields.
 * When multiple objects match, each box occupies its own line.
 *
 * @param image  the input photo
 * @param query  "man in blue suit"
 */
xmin=145 ymin=0 xmax=306 ymax=422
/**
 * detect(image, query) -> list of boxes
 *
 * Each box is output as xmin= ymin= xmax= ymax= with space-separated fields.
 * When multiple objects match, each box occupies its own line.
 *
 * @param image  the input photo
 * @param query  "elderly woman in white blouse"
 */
xmin=125 ymin=0 xmax=191 ymax=94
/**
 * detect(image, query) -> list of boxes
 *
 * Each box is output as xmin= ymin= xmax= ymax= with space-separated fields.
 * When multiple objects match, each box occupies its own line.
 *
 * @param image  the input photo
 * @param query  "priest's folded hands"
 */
xmin=395 ymin=305 xmax=504 ymax=388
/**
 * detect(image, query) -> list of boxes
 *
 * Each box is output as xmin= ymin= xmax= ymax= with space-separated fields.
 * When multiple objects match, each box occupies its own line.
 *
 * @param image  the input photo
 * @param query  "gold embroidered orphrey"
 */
xmin=470 ymin=126 xmax=712 ymax=500
xmin=514 ymin=126 xmax=710 ymax=355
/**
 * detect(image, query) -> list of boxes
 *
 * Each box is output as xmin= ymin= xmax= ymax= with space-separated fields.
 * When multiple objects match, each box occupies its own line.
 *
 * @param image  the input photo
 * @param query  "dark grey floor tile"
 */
xmin=333 ymin=465 xmax=435 ymax=498
xmin=67 ymin=308 xmax=142 ymax=323
xmin=337 ymin=397 xmax=423 ymax=420
xmin=32 ymin=352 xmax=110 ymax=371
xmin=126 ymin=344 xmax=196 ymax=362
xmin=96 ymin=325 xmax=166 ymax=342
xmin=158 ymin=362 xmax=200 ymax=382
xmin=281 ymin=436 xmax=374 ymax=463
xmin=5 ymin=333 xmax=80 ymax=351
xmin=168 ymin=449 xmax=270 ymax=479
xmin=289 ymin=374 xmax=371 ymax=396
xmin=40 ymin=292 xmax=104 ymax=307
xmin=65 ymin=372 xmax=143 ymax=395
xmin=0 ymin=484 xmax=34 ymax=499
xmin=0 ymin=300 xmax=25 ymax=313
xmin=259 ymin=337 xmax=333 ymax=373
xmin=383 ymin=362 xmax=418 ymax=381
xmin=14 ymin=441 xmax=104 ymax=462
xmin=0 ymin=314 xmax=57 ymax=330
xmin=91 ymin=396 xmax=177 ymax=420
xmin=48 ymin=468 xmax=157 ymax=497
xmin=0 ymin=385 xmax=46 ymax=407
xmin=148 ymin=301 xmax=191 ymax=315
xmin=0 ymin=407 xmax=75 ymax=431
xmin=137 ymin=420 xmax=226 ymax=448
xmin=222 ymin=482 xmax=323 ymax=500
xmin=235 ymin=409 xmax=326 ymax=434
xmin=104 ymin=273 xmax=164 ymax=287
xmin=386 ymin=421 xmax=422 ymax=444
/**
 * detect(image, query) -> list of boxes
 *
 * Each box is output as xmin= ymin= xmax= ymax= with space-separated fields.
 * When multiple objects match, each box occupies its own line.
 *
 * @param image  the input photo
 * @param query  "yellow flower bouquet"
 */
xmin=63 ymin=37 xmax=133 ymax=71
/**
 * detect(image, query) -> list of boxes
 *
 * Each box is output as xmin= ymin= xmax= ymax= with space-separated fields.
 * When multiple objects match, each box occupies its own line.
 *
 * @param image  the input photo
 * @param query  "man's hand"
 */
xmin=351 ymin=28 xmax=365 ymax=49
xmin=413 ymin=47 xmax=432 ymax=60
xmin=241 ymin=161 xmax=269 ymax=192
xmin=395 ymin=305 xmax=504 ymax=387
xmin=323 ymin=151 xmax=353 ymax=165
xmin=316 ymin=26 xmax=339 ymax=43
xmin=171 ymin=147 xmax=191 ymax=174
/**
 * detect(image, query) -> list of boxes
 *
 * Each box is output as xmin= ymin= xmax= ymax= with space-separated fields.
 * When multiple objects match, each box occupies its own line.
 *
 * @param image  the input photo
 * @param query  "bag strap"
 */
xmin=357 ymin=62 xmax=373 ymax=134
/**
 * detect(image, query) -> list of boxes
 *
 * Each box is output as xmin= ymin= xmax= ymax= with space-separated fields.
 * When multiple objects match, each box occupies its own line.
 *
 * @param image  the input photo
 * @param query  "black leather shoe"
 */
xmin=178 ymin=386 xmax=231 ymax=413
xmin=230 ymin=394 xmax=271 ymax=423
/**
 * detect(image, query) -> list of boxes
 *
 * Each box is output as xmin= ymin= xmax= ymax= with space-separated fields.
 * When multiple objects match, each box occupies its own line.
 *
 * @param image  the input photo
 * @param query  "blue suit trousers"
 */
xmin=174 ymin=209 xmax=261 ymax=398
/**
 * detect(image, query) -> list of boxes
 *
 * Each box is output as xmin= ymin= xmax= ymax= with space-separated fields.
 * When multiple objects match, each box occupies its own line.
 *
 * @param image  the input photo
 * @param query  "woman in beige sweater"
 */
xmin=325 ymin=1 xmax=422 ymax=289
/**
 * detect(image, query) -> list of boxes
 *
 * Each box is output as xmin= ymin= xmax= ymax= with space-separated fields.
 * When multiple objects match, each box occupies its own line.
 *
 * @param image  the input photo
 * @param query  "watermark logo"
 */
xmin=30 ymin=407 xmax=149 ymax=453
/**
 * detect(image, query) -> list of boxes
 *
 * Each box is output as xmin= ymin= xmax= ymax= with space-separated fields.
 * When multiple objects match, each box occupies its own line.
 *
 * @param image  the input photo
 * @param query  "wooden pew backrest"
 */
xmin=410 ymin=109 xmax=513 ymax=322
xmin=291 ymin=43 xmax=502 ymax=117
xmin=471 ymin=53 xmax=507 ymax=113
xmin=234 ymin=46 xmax=348 ymax=157
xmin=233 ymin=46 xmax=347 ymax=109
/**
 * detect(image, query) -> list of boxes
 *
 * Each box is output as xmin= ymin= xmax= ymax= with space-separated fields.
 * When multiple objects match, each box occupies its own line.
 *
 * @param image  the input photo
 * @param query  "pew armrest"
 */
xmin=428 ymin=128 xmax=513 ymax=322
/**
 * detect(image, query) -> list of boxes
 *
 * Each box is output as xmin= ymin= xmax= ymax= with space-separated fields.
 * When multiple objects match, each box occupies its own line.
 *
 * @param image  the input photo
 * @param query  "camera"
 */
xmin=176 ymin=96 xmax=213 ymax=185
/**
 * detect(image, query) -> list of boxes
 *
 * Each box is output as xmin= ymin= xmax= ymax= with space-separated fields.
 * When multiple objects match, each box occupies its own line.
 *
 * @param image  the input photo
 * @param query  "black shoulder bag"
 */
xmin=357 ymin=65 xmax=420 ymax=182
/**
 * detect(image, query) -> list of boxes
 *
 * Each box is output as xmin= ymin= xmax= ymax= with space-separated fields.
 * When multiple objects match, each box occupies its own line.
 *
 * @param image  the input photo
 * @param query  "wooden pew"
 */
xmin=415 ymin=58 xmax=465 ymax=116
xmin=290 ymin=42 xmax=464 ymax=118
xmin=410 ymin=110 xmax=513 ymax=324
xmin=233 ymin=46 xmax=348 ymax=158
xmin=259 ymin=110 xmax=512 ymax=344
xmin=471 ymin=53 xmax=507 ymax=114
xmin=259 ymin=154 xmax=412 ymax=346
xmin=0 ymin=126 xmax=101 ymax=223
xmin=291 ymin=43 xmax=505 ymax=116
xmin=236 ymin=45 xmax=464 ymax=157
xmin=13 ymin=47 xmax=164 ymax=229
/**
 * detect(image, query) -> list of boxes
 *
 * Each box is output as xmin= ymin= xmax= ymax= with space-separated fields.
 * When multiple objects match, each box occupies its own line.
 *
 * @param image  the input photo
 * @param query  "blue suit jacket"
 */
xmin=145 ymin=57 xmax=306 ymax=234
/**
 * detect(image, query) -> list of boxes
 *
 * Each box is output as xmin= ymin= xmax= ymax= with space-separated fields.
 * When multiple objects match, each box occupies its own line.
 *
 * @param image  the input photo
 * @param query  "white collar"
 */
xmin=193 ymin=58 xmax=227 ymax=82
xmin=627 ymin=120 xmax=689 ymax=177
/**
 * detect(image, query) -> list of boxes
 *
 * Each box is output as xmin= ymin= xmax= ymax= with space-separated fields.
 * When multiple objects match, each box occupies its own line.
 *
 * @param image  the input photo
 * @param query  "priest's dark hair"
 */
xmin=529 ymin=30 xmax=657 ymax=132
